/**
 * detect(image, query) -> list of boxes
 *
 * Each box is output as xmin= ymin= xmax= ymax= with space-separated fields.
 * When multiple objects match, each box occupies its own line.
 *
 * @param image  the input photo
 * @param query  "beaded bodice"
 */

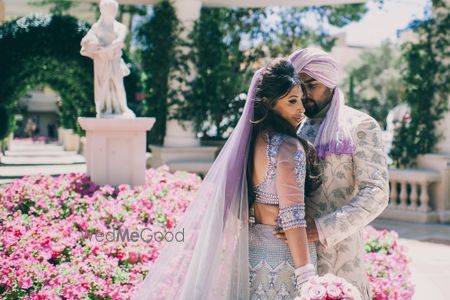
xmin=253 ymin=132 xmax=285 ymax=205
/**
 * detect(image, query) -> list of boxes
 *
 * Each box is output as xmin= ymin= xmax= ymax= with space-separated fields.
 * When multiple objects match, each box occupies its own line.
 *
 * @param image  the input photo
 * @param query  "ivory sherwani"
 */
xmin=298 ymin=104 xmax=389 ymax=300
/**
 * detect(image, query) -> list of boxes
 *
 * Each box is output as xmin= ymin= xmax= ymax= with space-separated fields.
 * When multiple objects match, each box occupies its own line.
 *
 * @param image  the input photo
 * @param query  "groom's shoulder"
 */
xmin=343 ymin=105 xmax=380 ymax=130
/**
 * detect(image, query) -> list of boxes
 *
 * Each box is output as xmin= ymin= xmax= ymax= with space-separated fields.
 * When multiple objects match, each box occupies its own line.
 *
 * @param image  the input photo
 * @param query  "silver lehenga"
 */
xmin=249 ymin=132 xmax=317 ymax=300
xmin=249 ymin=224 xmax=317 ymax=300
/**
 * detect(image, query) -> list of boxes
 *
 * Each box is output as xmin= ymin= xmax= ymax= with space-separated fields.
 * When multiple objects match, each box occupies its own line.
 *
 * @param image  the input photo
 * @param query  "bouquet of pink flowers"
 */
xmin=295 ymin=273 xmax=362 ymax=300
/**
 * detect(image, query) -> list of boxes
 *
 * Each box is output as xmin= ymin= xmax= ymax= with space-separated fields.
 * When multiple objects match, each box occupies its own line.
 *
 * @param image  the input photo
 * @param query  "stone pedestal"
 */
xmin=78 ymin=117 xmax=155 ymax=187
xmin=163 ymin=120 xmax=199 ymax=147
xmin=149 ymin=144 xmax=217 ymax=176
xmin=57 ymin=127 xmax=65 ymax=145
xmin=62 ymin=129 xmax=72 ymax=150
xmin=80 ymin=137 xmax=87 ymax=156
xmin=64 ymin=130 xmax=80 ymax=152
xmin=7 ymin=132 xmax=13 ymax=150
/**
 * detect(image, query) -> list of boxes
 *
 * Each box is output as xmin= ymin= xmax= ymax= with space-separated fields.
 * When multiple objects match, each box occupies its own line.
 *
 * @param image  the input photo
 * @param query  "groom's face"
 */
xmin=299 ymin=73 xmax=333 ymax=117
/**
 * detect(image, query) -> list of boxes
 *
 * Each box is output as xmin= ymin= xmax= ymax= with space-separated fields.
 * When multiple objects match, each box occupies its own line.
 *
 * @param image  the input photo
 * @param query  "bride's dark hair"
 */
xmin=247 ymin=58 xmax=322 ymax=208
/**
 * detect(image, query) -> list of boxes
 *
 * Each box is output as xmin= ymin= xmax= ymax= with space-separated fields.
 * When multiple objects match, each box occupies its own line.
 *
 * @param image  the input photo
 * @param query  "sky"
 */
xmin=329 ymin=0 xmax=431 ymax=47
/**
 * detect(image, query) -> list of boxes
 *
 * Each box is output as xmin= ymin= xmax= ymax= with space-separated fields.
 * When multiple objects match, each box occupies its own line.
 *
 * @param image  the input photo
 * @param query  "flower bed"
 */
xmin=364 ymin=226 xmax=415 ymax=299
xmin=0 ymin=167 xmax=201 ymax=299
xmin=0 ymin=169 xmax=413 ymax=299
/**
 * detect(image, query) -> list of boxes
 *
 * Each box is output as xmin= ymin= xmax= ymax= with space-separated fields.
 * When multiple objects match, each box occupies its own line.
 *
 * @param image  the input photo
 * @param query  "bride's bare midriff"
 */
xmin=253 ymin=203 xmax=279 ymax=226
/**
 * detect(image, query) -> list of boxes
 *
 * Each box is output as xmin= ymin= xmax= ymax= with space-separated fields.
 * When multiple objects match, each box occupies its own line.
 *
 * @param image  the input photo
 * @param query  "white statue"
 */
xmin=386 ymin=103 xmax=411 ymax=133
xmin=80 ymin=0 xmax=135 ymax=118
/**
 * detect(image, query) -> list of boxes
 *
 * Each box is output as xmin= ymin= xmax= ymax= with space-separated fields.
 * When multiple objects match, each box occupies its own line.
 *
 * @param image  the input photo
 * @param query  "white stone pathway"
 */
xmin=0 ymin=139 xmax=86 ymax=185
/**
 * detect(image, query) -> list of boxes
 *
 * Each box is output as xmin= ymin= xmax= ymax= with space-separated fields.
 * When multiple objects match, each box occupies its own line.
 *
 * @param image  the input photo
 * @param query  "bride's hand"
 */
xmin=305 ymin=218 xmax=320 ymax=242
xmin=294 ymin=263 xmax=316 ymax=293
xmin=272 ymin=226 xmax=287 ymax=240
xmin=273 ymin=217 xmax=320 ymax=242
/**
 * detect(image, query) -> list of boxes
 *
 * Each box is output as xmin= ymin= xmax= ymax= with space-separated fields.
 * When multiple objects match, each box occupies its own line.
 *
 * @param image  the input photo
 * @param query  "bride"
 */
xmin=132 ymin=58 xmax=322 ymax=300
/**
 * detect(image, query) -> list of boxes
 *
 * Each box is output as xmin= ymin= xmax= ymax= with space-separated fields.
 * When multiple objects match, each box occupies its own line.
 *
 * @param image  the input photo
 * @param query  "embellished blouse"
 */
xmin=252 ymin=132 xmax=307 ymax=231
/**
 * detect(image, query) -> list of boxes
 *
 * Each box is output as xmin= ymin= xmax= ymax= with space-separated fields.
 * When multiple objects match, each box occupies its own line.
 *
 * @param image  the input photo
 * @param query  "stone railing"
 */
xmin=57 ymin=128 xmax=80 ymax=153
xmin=381 ymin=168 xmax=441 ymax=223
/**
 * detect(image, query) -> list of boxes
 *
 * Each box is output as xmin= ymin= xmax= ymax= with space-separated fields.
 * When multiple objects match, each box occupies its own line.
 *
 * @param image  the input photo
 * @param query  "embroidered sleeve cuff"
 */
xmin=277 ymin=204 xmax=306 ymax=230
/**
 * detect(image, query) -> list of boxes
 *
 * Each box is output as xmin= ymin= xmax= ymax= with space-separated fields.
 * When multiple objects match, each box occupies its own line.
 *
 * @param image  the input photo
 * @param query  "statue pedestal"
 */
xmin=78 ymin=117 xmax=155 ymax=187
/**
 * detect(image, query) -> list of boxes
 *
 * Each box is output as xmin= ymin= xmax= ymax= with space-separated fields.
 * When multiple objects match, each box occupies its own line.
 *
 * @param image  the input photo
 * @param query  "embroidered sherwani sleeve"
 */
xmin=315 ymin=117 xmax=389 ymax=247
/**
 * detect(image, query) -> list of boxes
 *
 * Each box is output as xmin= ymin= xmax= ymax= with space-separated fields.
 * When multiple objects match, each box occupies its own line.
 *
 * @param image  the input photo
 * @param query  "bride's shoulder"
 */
xmin=280 ymin=135 xmax=304 ymax=153
xmin=270 ymin=133 xmax=304 ymax=155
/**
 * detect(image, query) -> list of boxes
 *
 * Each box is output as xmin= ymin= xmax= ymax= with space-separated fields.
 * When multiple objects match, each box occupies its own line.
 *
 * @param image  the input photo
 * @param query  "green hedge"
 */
xmin=390 ymin=0 xmax=449 ymax=167
xmin=0 ymin=14 xmax=141 ymax=138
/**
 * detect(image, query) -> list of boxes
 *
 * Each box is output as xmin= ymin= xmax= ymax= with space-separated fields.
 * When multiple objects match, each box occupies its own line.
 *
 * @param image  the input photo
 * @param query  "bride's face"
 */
xmin=273 ymin=85 xmax=305 ymax=128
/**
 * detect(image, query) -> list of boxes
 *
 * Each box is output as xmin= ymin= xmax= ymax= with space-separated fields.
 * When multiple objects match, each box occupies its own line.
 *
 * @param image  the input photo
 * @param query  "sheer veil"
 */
xmin=132 ymin=69 xmax=263 ymax=300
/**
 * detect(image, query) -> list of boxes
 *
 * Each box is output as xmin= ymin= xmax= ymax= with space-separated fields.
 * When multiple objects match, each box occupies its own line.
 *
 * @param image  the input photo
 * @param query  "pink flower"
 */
xmin=19 ymin=276 xmax=33 ymax=289
xmin=326 ymin=284 xmax=343 ymax=299
xmin=1 ymin=169 xmax=414 ymax=299
xmin=307 ymin=284 xmax=327 ymax=299
xmin=128 ymin=251 xmax=139 ymax=264
xmin=51 ymin=250 xmax=60 ymax=259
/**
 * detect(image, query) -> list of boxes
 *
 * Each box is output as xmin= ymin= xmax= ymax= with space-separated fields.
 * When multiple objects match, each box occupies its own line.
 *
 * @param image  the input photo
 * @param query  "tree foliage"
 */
xmin=134 ymin=1 xmax=184 ymax=145
xmin=266 ymin=4 xmax=368 ymax=56
xmin=344 ymin=42 xmax=404 ymax=129
xmin=179 ymin=4 xmax=370 ymax=139
xmin=178 ymin=8 xmax=264 ymax=139
xmin=28 ymin=0 xmax=78 ymax=15
xmin=390 ymin=0 xmax=449 ymax=167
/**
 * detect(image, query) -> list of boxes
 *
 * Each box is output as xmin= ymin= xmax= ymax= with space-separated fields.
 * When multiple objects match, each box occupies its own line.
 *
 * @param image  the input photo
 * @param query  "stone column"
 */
xmin=163 ymin=0 xmax=202 ymax=147
xmin=149 ymin=0 xmax=218 ymax=174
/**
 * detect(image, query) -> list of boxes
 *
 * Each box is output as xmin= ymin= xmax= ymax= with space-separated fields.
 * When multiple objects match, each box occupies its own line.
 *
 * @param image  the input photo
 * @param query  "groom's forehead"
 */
xmin=299 ymin=73 xmax=317 ymax=83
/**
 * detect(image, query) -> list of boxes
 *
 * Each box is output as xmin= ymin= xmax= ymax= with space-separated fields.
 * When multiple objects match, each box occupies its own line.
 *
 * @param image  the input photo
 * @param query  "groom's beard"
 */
xmin=303 ymin=98 xmax=320 ymax=117
xmin=303 ymin=88 xmax=334 ymax=118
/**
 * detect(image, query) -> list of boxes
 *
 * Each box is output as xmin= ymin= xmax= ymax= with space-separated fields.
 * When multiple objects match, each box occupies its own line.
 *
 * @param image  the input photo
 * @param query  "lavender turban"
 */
xmin=288 ymin=47 xmax=354 ymax=159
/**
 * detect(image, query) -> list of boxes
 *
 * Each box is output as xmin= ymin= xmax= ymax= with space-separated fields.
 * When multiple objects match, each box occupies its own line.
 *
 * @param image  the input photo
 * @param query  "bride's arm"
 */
xmin=276 ymin=138 xmax=316 ymax=285
xmin=285 ymin=227 xmax=310 ymax=267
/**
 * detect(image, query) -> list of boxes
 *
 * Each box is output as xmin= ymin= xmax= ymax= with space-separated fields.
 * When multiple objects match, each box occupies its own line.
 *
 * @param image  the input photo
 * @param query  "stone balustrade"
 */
xmin=382 ymin=168 xmax=442 ymax=223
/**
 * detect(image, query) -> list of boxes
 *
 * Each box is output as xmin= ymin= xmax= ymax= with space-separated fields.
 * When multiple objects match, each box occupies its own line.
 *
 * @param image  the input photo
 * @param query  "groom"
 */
xmin=274 ymin=47 xmax=389 ymax=299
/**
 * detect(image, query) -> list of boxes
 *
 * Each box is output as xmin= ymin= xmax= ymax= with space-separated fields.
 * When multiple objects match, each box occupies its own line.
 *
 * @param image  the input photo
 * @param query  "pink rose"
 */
xmin=326 ymin=284 xmax=343 ymax=299
xmin=308 ymin=285 xmax=327 ymax=300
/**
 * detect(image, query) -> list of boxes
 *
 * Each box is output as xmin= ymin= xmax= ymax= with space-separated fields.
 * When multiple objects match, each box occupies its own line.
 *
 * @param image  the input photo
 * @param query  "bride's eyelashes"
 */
xmin=288 ymin=97 xmax=300 ymax=104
